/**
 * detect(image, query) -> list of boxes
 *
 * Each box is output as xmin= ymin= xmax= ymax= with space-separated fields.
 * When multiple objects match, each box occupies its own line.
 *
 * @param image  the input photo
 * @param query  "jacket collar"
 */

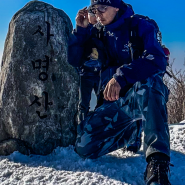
xmin=104 ymin=4 xmax=134 ymax=31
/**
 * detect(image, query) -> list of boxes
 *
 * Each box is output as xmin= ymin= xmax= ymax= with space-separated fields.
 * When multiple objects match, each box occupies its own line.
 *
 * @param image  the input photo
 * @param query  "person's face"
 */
xmin=88 ymin=13 xmax=97 ymax=25
xmin=93 ymin=5 xmax=119 ymax=25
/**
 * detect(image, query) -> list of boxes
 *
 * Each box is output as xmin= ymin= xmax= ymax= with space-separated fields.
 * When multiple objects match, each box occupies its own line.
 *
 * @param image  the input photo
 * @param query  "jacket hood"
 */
xmin=104 ymin=3 xmax=134 ymax=31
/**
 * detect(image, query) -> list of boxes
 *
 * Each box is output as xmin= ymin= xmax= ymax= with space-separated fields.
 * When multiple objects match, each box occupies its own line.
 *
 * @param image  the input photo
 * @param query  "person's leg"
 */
xmin=95 ymin=90 xmax=104 ymax=109
xmin=141 ymin=75 xmax=170 ymax=159
xmin=75 ymin=74 xmax=170 ymax=161
xmin=126 ymin=119 xmax=143 ymax=153
xmin=75 ymin=83 xmax=143 ymax=159
xmin=77 ymin=76 xmax=95 ymax=124
xmin=93 ymin=76 xmax=102 ymax=109
xmin=139 ymin=75 xmax=171 ymax=185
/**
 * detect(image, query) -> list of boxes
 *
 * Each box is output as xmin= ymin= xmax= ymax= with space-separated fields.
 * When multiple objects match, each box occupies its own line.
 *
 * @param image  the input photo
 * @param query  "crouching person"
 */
xmin=74 ymin=0 xmax=172 ymax=185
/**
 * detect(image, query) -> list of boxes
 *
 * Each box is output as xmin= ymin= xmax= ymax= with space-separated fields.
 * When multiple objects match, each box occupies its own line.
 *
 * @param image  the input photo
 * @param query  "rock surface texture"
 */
xmin=0 ymin=1 xmax=79 ymax=155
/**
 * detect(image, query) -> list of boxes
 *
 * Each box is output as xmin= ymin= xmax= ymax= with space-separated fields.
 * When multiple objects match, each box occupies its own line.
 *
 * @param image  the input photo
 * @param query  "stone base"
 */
xmin=0 ymin=139 xmax=30 ymax=156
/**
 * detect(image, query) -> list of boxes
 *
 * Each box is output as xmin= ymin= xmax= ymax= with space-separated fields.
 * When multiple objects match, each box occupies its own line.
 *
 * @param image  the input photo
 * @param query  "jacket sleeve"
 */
xmin=113 ymin=19 xmax=167 ymax=88
xmin=68 ymin=25 xmax=92 ymax=67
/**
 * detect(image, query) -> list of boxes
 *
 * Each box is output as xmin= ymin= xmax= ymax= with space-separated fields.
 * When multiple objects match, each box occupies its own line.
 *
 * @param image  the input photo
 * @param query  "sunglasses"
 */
xmin=89 ymin=6 xmax=108 ymax=14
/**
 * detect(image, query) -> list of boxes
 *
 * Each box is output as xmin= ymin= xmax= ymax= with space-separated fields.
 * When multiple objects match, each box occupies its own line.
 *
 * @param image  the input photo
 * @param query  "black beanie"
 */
xmin=91 ymin=0 xmax=122 ymax=8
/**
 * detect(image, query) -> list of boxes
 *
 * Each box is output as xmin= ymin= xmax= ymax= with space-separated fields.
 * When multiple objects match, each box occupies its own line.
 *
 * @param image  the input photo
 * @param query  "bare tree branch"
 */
xmin=164 ymin=58 xmax=185 ymax=123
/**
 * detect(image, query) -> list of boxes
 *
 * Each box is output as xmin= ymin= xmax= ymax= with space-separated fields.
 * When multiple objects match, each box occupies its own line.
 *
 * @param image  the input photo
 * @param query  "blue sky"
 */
xmin=0 ymin=0 xmax=185 ymax=69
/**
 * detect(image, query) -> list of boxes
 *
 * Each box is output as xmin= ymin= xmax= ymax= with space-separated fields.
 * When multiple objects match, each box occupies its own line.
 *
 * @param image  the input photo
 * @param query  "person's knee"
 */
xmin=74 ymin=146 xmax=86 ymax=158
xmin=75 ymin=144 xmax=95 ymax=159
xmin=75 ymin=137 xmax=99 ymax=159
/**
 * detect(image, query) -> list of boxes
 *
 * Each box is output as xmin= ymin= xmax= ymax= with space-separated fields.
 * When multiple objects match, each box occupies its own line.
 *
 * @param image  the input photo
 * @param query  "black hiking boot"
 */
xmin=144 ymin=154 xmax=173 ymax=185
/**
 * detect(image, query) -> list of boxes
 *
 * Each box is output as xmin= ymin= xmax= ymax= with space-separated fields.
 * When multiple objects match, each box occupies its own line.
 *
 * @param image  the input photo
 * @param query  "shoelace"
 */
xmin=149 ymin=157 xmax=174 ymax=185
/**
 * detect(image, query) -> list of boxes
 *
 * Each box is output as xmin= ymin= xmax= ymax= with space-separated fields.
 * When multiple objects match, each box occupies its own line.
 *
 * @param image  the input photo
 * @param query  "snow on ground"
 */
xmin=0 ymin=123 xmax=185 ymax=185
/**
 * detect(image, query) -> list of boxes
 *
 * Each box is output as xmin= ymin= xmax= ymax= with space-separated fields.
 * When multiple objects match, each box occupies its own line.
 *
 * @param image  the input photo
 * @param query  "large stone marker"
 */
xmin=0 ymin=1 xmax=79 ymax=155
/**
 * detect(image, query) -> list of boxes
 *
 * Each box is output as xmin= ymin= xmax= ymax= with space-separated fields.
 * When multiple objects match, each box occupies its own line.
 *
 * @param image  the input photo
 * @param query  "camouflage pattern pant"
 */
xmin=75 ymin=74 xmax=170 ymax=160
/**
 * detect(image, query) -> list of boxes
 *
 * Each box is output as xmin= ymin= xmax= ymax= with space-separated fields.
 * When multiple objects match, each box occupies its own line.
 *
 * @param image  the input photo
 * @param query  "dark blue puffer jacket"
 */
xmin=68 ymin=24 xmax=92 ymax=68
xmin=68 ymin=24 xmax=107 ymax=77
xmin=68 ymin=2 xmax=167 ymax=90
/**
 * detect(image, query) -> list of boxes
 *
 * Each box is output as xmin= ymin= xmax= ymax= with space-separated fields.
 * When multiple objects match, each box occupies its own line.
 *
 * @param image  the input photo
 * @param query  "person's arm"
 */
xmin=113 ymin=19 xmax=167 ymax=88
xmin=68 ymin=7 xmax=92 ymax=67
xmin=104 ymin=19 xmax=167 ymax=101
xmin=68 ymin=27 xmax=91 ymax=67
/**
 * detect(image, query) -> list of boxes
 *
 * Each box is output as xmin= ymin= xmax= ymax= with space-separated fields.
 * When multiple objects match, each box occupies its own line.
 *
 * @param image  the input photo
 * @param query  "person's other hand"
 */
xmin=75 ymin=7 xmax=89 ymax=28
xmin=103 ymin=78 xmax=121 ymax=101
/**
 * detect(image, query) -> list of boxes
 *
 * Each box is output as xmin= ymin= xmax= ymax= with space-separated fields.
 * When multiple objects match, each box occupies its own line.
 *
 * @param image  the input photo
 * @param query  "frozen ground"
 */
xmin=0 ymin=123 xmax=185 ymax=185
